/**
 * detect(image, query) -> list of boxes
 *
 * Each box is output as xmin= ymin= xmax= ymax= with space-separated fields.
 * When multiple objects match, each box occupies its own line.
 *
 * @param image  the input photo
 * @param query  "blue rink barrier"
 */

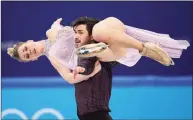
xmin=2 ymin=76 xmax=192 ymax=119
xmin=2 ymin=75 xmax=192 ymax=88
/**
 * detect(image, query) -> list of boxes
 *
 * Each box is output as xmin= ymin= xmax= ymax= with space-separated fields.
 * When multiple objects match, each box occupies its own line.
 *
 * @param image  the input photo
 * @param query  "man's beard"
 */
xmin=76 ymin=39 xmax=93 ymax=48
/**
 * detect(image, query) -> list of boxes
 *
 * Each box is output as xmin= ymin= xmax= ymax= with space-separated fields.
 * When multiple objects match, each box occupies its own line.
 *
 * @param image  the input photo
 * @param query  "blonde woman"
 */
xmin=7 ymin=17 xmax=190 ymax=82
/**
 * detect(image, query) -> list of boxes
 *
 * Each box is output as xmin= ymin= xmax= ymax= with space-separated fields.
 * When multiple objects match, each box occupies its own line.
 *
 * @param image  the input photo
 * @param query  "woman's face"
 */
xmin=17 ymin=40 xmax=42 ymax=62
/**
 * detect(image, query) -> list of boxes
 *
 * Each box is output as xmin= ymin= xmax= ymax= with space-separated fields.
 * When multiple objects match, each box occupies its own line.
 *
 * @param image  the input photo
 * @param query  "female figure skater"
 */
xmin=47 ymin=17 xmax=189 ymax=67
xmin=7 ymin=17 xmax=190 ymax=83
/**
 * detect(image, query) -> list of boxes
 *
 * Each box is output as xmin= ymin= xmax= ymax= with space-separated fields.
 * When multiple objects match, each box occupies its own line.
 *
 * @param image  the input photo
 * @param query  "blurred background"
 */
xmin=1 ymin=1 xmax=192 ymax=119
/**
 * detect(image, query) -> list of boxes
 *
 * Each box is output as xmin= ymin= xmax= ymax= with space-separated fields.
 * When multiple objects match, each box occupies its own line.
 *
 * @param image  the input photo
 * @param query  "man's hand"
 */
xmin=73 ymin=67 xmax=86 ymax=80
xmin=73 ymin=60 xmax=101 ymax=80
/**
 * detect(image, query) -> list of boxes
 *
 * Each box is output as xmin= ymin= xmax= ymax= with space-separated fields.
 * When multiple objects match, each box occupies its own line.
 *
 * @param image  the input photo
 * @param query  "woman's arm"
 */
xmin=47 ymin=55 xmax=101 ymax=84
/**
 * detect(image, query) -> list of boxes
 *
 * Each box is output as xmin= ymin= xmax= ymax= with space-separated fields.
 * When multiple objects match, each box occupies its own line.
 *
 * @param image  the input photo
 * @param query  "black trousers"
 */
xmin=78 ymin=111 xmax=112 ymax=120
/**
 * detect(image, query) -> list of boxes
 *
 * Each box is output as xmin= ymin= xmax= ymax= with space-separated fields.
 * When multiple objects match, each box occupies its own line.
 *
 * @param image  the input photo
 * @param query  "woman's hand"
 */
xmin=51 ymin=18 xmax=63 ymax=30
xmin=46 ymin=18 xmax=63 ymax=43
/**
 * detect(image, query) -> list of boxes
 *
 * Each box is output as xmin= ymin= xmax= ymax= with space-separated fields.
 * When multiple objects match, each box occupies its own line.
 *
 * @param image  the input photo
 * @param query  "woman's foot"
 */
xmin=140 ymin=42 xmax=175 ymax=66
xmin=76 ymin=42 xmax=109 ymax=57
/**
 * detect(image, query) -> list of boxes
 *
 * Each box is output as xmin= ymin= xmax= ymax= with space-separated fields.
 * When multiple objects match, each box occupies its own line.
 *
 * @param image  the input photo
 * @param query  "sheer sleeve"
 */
xmin=48 ymin=26 xmax=78 ymax=70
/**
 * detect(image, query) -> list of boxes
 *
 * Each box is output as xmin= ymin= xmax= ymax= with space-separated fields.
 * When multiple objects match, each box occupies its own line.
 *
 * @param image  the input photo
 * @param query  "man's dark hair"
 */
xmin=71 ymin=16 xmax=100 ymax=36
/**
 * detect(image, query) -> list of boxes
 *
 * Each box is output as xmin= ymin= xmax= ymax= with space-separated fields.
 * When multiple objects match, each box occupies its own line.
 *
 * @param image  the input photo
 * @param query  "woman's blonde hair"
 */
xmin=7 ymin=42 xmax=25 ymax=62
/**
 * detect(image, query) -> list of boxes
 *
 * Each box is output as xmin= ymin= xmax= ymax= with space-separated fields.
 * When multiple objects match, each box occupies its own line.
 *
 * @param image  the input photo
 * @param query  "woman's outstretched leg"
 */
xmin=92 ymin=17 xmax=144 ymax=52
xmin=92 ymin=17 xmax=174 ymax=66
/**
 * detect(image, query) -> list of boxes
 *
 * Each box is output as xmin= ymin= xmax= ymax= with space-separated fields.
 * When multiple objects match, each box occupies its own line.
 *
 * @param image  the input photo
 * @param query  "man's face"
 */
xmin=73 ymin=24 xmax=93 ymax=48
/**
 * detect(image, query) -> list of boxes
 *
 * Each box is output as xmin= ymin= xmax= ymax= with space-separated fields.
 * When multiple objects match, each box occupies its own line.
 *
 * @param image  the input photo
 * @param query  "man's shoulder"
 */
xmin=101 ymin=61 xmax=120 ymax=68
xmin=78 ymin=56 xmax=97 ymax=61
xmin=78 ymin=57 xmax=98 ymax=63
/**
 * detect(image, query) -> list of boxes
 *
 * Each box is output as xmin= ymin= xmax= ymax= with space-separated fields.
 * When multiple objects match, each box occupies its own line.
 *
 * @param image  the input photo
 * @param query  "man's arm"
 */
xmin=108 ymin=61 xmax=120 ymax=68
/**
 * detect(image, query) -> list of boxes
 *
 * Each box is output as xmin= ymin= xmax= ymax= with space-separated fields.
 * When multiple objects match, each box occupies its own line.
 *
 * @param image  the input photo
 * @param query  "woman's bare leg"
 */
xmin=92 ymin=17 xmax=144 ymax=52
xmin=92 ymin=17 xmax=174 ymax=66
